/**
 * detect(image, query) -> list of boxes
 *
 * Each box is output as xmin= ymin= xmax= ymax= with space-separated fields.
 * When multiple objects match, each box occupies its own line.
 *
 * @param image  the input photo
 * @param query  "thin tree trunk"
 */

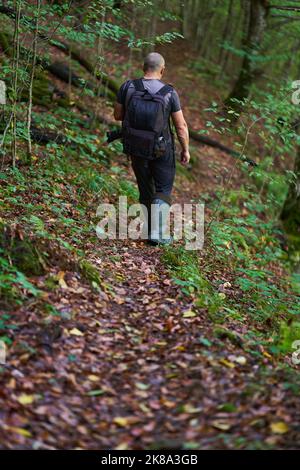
xmin=91 ymin=5 xmax=106 ymax=127
xmin=26 ymin=0 xmax=41 ymax=164
xmin=218 ymin=0 xmax=234 ymax=65
xmin=222 ymin=1 xmax=243 ymax=76
xmin=149 ymin=9 xmax=157 ymax=53
xmin=11 ymin=0 xmax=21 ymax=168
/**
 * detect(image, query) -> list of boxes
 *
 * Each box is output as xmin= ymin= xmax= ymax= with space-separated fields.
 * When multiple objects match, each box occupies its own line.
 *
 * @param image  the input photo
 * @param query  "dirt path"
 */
xmin=1 ymin=52 xmax=299 ymax=449
xmin=1 ymin=146 xmax=299 ymax=450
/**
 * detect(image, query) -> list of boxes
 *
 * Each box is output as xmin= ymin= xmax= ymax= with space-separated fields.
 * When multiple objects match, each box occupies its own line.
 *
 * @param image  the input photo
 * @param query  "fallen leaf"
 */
xmin=263 ymin=351 xmax=272 ymax=360
xmin=88 ymin=375 xmax=100 ymax=382
xmin=113 ymin=416 xmax=140 ymax=427
xmin=135 ymin=382 xmax=150 ymax=390
xmin=212 ymin=420 xmax=232 ymax=431
xmin=228 ymin=355 xmax=247 ymax=365
xmin=17 ymin=394 xmax=35 ymax=405
xmin=270 ymin=422 xmax=289 ymax=434
xmin=6 ymin=426 xmax=32 ymax=437
xmin=219 ymin=358 xmax=235 ymax=368
xmin=183 ymin=404 xmax=202 ymax=414
xmin=223 ymin=282 xmax=232 ymax=288
xmin=69 ymin=328 xmax=84 ymax=336
xmin=87 ymin=389 xmax=104 ymax=396
xmin=57 ymin=271 xmax=68 ymax=289
xmin=183 ymin=310 xmax=196 ymax=318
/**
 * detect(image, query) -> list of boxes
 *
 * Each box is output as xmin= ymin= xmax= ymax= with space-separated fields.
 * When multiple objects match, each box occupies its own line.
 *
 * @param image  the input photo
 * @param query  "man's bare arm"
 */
xmin=114 ymin=102 xmax=124 ymax=121
xmin=171 ymin=110 xmax=190 ymax=164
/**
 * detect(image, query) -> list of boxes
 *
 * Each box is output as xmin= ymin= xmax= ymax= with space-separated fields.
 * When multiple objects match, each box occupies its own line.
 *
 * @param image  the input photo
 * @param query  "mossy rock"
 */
xmin=20 ymin=69 xmax=53 ymax=106
xmin=0 ymin=224 xmax=46 ymax=276
xmin=0 ymin=31 xmax=12 ymax=55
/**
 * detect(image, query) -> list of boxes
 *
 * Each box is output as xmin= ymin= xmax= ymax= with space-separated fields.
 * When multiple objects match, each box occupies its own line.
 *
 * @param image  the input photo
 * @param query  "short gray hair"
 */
xmin=143 ymin=52 xmax=165 ymax=72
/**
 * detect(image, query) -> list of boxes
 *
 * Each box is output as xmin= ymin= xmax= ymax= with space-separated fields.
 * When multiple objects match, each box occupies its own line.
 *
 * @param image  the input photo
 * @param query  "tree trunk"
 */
xmin=224 ymin=0 xmax=268 ymax=116
xmin=11 ymin=0 xmax=21 ymax=168
xmin=218 ymin=0 xmax=234 ymax=66
xmin=220 ymin=1 xmax=243 ymax=77
xmin=26 ymin=0 xmax=41 ymax=164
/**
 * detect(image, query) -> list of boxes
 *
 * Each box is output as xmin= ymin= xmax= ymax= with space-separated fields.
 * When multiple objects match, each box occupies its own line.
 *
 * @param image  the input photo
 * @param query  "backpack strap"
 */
xmin=157 ymin=84 xmax=175 ymax=141
xmin=157 ymin=84 xmax=173 ymax=97
xmin=132 ymin=78 xmax=145 ymax=92
xmin=123 ymin=79 xmax=142 ymax=111
xmin=121 ymin=79 xmax=133 ymax=106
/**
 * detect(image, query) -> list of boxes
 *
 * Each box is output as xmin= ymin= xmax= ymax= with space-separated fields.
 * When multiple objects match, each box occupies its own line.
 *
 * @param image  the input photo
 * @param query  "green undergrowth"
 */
xmin=162 ymin=179 xmax=300 ymax=358
xmin=0 ymin=118 xmax=137 ymax=314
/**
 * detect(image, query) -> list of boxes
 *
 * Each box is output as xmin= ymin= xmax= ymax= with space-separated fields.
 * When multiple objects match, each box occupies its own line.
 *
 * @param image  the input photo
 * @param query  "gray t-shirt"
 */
xmin=117 ymin=78 xmax=181 ymax=115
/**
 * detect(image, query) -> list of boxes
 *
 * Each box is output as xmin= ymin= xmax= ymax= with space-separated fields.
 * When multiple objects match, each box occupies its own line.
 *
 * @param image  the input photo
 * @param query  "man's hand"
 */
xmin=180 ymin=149 xmax=190 ymax=165
xmin=171 ymin=110 xmax=190 ymax=165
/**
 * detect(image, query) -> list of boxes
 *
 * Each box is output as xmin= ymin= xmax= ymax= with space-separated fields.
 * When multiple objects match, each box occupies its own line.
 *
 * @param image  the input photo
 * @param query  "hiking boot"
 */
xmin=148 ymin=198 xmax=172 ymax=245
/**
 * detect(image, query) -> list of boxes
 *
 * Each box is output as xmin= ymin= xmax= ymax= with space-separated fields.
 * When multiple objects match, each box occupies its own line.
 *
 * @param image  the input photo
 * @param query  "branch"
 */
xmin=271 ymin=14 xmax=300 ymax=18
xmin=269 ymin=5 xmax=300 ymax=12
xmin=189 ymin=130 xmax=257 ymax=166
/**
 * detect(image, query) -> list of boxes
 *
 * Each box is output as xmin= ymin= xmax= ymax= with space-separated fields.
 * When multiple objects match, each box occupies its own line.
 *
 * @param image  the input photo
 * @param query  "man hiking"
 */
xmin=113 ymin=52 xmax=190 ymax=245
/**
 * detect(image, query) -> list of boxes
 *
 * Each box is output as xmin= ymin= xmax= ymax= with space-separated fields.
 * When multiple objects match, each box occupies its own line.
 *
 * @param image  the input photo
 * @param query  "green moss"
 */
xmin=0 ymin=224 xmax=45 ymax=276
xmin=0 ymin=31 xmax=12 ymax=55
xmin=20 ymin=69 xmax=52 ymax=106
xmin=78 ymin=259 xmax=102 ymax=287
xmin=44 ymin=274 xmax=59 ymax=290
xmin=213 ymin=327 xmax=244 ymax=347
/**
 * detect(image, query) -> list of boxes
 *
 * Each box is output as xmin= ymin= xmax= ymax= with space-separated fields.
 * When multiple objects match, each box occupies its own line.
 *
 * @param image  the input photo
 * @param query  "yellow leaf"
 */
xmin=263 ymin=351 xmax=272 ymax=360
xmin=183 ymin=404 xmax=202 ymax=414
xmin=69 ymin=328 xmax=84 ymax=336
xmin=18 ymin=394 xmax=35 ymax=405
xmin=6 ymin=426 xmax=32 ymax=437
xmin=183 ymin=310 xmax=196 ymax=318
xmin=270 ymin=422 xmax=289 ymax=434
xmin=212 ymin=420 xmax=232 ymax=431
xmin=88 ymin=375 xmax=100 ymax=382
xmin=113 ymin=416 xmax=139 ymax=427
xmin=220 ymin=358 xmax=235 ymax=368
xmin=114 ymin=442 xmax=129 ymax=450
xmin=57 ymin=271 xmax=68 ymax=289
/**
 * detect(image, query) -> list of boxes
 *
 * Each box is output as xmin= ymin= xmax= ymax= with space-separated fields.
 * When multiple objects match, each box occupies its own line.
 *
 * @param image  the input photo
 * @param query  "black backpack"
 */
xmin=121 ymin=78 xmax=174 ymax=160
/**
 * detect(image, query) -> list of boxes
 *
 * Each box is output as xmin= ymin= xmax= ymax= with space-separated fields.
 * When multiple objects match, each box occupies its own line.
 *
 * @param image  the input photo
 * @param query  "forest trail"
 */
xmin=1 ymin=56 xmax=299 ymax=451
xmin=2 ymin=143 xmax=299 ymax=451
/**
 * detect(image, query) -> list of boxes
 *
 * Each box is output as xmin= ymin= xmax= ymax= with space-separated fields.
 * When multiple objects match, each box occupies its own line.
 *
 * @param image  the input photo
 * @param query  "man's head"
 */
xmin=143 ymin=52 xmax=165 ymax=78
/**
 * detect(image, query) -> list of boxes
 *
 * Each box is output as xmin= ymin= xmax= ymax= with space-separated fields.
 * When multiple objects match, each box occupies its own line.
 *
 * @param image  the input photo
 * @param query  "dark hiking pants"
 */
xmin=131 ymin=145 xmax=175 ymax=204
xmin=130 ymin=145 xmax=176 ymax=234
